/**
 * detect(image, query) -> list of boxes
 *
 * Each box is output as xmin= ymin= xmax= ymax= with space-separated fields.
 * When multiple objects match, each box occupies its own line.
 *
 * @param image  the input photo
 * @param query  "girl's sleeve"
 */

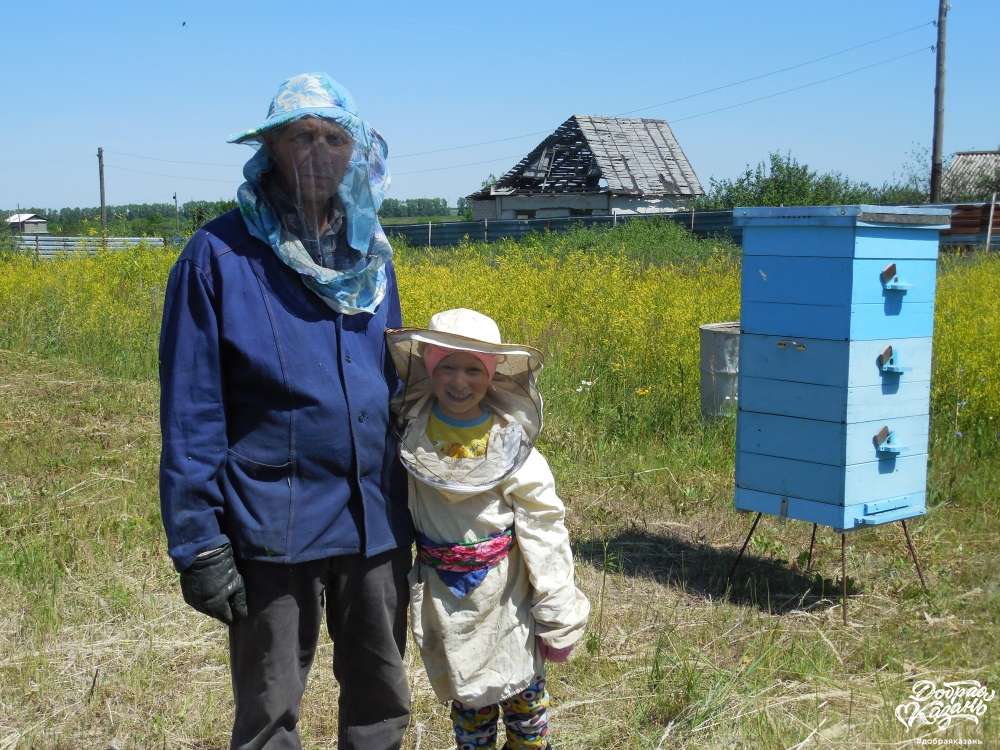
xmin=504 ymin=450 xmax=591 ymax=649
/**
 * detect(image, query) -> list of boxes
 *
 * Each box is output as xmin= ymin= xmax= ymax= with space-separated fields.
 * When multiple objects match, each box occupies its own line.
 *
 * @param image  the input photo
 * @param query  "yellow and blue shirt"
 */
xmin=427 ymin=402 xmax=492 ymax=459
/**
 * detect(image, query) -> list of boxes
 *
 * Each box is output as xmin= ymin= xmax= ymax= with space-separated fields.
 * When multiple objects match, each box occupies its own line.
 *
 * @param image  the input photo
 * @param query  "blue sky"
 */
xmin=3 ymin=0 xmax=997 ymax=210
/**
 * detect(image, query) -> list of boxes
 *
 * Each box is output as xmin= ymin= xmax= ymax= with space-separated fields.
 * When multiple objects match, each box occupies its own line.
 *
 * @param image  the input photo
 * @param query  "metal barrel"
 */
xmin=699 ymin=321 xmax=740 ymax=417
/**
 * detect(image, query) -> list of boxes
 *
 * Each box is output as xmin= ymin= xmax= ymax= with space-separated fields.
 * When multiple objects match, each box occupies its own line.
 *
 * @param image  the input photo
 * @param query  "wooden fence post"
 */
xmin=986 ymin=193 xmax=997 ymax=252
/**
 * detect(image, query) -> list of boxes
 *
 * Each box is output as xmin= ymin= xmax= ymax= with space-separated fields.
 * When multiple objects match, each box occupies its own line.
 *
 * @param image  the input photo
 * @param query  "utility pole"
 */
xmin=97 ymin=146 xmax=107 ymax=232
xmin=930 ymin=0 xmax=948 ymax=203
xmin=173 ymin=192 xmax=180 ymax=238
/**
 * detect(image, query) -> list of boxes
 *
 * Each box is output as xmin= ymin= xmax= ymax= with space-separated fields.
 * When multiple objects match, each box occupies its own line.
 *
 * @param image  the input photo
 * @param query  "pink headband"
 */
xmin=424 ymin=344 xmax=497 ymax=380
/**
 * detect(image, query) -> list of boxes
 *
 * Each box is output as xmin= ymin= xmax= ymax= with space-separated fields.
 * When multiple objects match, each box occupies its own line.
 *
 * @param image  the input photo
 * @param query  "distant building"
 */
xmin=942 ymin=150 xmax=1000 ymax=200
xmin=6 ymin=213 xmax=48 ymax=234
xmin=467 ymin=115 xmax=703 ymax=220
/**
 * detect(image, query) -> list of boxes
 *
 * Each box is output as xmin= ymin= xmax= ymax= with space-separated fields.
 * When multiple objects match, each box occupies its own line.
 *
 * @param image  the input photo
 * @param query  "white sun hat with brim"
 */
xmin=386 ymin=308 xmax=544 ymax=494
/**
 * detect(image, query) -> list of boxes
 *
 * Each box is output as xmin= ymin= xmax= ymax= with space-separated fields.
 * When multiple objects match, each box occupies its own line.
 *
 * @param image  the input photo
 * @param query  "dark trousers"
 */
xmin=229 ymin=548 xmax=411 ymax=750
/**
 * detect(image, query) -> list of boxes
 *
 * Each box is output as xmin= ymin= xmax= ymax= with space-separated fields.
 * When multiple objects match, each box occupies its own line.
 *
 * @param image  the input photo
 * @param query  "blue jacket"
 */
xmin=158 ymin=209 xmax=411 ymax=571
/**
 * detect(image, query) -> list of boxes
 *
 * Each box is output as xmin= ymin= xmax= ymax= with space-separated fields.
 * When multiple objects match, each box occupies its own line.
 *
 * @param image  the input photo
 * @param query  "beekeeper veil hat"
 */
xmin=231 ymin=72 xmax=392 ymax=316
xmin=386 ymin=309 xmax=544 ymax=494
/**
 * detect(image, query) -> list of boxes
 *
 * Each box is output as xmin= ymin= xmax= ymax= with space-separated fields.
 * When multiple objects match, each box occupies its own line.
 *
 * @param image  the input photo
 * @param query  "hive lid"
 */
xmin=733 ymin=205 xmax=952 ymax=229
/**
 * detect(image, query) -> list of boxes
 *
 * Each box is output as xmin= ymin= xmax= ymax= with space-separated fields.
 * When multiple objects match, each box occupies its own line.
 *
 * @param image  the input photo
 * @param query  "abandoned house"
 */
xmin=467 ymin=115 xmax=703 ymax=220
xmin=6 ymin=213 xmax=48 ymax=234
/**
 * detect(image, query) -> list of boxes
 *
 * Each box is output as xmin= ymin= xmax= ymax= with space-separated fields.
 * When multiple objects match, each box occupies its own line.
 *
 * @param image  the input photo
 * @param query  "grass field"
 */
xmin=0 ymin=221 xmax=997 ymax=748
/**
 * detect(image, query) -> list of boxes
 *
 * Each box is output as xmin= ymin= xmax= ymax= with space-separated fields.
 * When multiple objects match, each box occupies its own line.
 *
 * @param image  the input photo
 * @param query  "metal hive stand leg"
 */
xmin=841 ymin=533 xmax=848 ymax=625
xmin=726 ymin=515 xmax=924 ymax=624
xmin=805 ymin=523 xmax=818 ymax=573
xmin=727 ymin=512 xmax=762 ymax=582
xmin=900 ymin=519 xmax=930 ymax=596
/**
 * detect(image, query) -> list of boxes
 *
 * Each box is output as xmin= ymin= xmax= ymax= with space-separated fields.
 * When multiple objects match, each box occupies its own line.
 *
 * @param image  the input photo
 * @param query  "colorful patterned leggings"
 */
xmin=451 ymin=676 xmax=551 ymax=750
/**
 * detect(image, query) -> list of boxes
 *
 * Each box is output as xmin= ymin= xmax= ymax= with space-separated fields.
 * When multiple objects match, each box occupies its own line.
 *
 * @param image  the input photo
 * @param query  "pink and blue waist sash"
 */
xmin=416 ymin=527 xmax=514 ymax=598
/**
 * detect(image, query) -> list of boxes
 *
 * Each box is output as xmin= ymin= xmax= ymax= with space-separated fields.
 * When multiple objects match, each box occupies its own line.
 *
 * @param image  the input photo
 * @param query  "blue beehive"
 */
xmin=733 ymin=205 xmax=951 ymax=532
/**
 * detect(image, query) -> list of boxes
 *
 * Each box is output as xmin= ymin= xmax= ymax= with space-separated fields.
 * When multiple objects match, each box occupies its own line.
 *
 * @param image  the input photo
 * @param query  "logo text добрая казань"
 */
xmin=895 ymin=679 xmax=996 ymax=733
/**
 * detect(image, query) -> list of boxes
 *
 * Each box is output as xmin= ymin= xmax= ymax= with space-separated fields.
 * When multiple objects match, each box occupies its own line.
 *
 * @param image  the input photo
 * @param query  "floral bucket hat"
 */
xmin=229 ymin=72 xmax=368 ymax=146
xmin=386 ymin=309 xmax=544 ymax=493
xmin=230 ymin=73 xmax=391 ymax=315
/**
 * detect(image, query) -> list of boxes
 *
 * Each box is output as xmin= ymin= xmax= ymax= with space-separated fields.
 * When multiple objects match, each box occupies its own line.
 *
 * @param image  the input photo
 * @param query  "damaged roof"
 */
xmin=6 ymin=213 xmax=45 ymax=223
xmin=943 ymin=150 xmax=1000 ymax=198
xmin=469 ymin=115 xmax=703 ymax=200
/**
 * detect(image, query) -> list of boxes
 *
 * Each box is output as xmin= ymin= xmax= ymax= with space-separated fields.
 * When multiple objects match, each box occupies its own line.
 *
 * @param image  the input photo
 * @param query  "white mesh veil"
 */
xmin=386 ymin=329 xmax=544 ymax=494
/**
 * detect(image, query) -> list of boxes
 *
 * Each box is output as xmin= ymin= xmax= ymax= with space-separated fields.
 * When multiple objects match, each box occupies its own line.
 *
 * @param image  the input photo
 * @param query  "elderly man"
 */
xmin=158 ymin=73 xmax=411 ymax=750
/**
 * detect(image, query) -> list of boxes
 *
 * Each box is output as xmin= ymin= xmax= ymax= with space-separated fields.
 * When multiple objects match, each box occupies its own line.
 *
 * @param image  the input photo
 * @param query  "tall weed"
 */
xmin=0 ymin=226 xmax=997 ymax=453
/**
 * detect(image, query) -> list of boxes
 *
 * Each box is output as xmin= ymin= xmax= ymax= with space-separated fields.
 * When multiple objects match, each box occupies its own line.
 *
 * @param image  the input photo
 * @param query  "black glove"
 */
xmin=180 ymin=543 xmax=248 ymax=625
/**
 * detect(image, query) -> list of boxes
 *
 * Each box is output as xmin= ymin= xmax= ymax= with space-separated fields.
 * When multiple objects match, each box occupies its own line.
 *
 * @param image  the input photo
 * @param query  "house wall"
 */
xmin=471 ymin=193 xmax=610 ymax=220
xmin=9 ymin=220 xmax=48 ymax=235
xmin=610 ymin=196 xmax=688 ymax=214
xmin=470 ymin=193 xmax=691 ymax=220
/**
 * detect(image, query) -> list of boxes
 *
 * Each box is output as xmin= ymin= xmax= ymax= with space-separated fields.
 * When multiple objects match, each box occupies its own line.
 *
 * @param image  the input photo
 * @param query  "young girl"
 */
xmin=387 ymin=308 xmax=590 ymax=750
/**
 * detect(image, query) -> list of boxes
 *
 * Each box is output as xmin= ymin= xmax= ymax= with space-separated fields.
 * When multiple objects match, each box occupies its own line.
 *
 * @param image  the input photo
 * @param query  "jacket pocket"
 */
xmin=222 ymin=449 xmax=293 ymax=557
xmin=227 ymin=448 xmax=291 ymax=474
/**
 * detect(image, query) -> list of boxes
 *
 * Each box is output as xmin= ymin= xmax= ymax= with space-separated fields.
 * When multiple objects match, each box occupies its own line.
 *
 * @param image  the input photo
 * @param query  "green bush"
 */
xmin=695 ymin=152 xmax=926 ymax=209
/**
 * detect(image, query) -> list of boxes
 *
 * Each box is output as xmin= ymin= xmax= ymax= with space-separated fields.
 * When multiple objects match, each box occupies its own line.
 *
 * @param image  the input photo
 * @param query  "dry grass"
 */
xmin=2 ymin=348 xmax=997 ymax=749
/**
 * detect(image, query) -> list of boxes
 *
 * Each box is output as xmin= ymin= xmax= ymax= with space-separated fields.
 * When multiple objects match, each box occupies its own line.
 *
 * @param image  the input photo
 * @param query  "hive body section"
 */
xmin=733 ymin=206 xmax=949 ymax=532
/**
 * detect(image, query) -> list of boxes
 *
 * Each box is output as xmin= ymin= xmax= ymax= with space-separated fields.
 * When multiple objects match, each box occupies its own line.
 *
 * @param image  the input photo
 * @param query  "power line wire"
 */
xmin=102 ymin=19 xmax=933 ymax=170
xmin=105 ymin=150 xmax=239 ymax=167
xmin=106 ymin=42 xmax=930 ymax=184
xmin=392 ymin=19 xmax=933 ymax=159
xmin=105 ymin=163 xmax=236 ymax=184
xmin=394 ymin=153 xmax=527 ymax=177
xmin=615 ymin=20 xmax=933 ymax=117
xmin=668 ymin=44 xmax=932 ymax=125
xmin=394 ymin=45 xmax=933 ymax=178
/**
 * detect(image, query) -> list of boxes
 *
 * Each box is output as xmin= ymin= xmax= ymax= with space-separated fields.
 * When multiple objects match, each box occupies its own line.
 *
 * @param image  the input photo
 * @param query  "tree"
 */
xmin=695 ymin=152 xmax=925 ymax=210
xmin=4 ymin=200 xmax=237 ymax=237
xmin=973 ymin=165 xmax=1000 ymax=199
xmin=378 ymin=197 xmax=450 ymax=219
